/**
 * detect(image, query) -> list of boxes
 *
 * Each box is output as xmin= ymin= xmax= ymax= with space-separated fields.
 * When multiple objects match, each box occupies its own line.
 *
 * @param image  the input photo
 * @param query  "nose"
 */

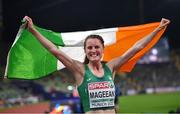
xmin=91 ymin=47 xmax=96 ymax=52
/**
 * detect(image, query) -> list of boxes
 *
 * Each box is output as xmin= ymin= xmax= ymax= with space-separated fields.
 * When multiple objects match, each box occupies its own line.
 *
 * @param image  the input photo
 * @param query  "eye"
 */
xmin=95 ymin=46 xmax=100 ymax=49
xmin=87 ymin=46 xmax=92 ymax=50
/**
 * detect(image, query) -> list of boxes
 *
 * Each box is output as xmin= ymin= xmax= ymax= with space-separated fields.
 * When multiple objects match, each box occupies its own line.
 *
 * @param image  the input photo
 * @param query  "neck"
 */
xmin=88 ymin=61 xmax=104 ymax=77
xmin=88 ymin=61 xmax=102 ymax=71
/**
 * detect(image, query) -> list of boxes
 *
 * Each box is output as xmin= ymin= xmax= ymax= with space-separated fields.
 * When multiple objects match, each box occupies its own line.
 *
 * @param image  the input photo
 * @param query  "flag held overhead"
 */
xmin=5 ymin=22 xmax=166 ymax=79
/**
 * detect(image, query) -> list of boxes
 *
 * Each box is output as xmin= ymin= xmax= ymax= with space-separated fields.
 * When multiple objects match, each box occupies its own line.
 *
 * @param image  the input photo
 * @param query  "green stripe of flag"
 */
xmin=6 ymin=25 xmax=64 ymax=79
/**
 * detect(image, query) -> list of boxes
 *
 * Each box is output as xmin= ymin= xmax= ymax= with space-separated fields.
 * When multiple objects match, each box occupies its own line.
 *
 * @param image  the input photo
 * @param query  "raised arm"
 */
xmin=107 ymin=18 xmax=170 ymax=73
xmin=23 ymin=16 xmax=84 ymax=83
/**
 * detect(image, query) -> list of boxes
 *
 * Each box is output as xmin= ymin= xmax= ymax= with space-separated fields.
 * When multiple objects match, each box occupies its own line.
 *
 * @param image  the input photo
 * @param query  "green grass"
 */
xmin=118 ymin=91 xmax=180 ymax=113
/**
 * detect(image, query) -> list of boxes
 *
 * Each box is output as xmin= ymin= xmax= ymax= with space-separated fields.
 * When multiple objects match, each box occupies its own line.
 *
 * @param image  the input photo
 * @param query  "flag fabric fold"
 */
xmin=5 ymin=22 xmax=166 ymax=79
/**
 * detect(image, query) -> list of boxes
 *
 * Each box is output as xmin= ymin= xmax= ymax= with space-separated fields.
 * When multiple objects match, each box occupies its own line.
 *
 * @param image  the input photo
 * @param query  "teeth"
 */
xmin=90 ymin=53 xmax=99 ymax=57
xmin=90 ymin=54 xmax=98 ymax=57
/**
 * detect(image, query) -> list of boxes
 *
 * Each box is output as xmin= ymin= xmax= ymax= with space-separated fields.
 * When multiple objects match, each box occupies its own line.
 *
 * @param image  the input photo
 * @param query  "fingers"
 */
xmin=157 ymin=18 xmax=170 ymax=31
xmin=23 ymin=16 xmax=28 ymax=22
xmin=23 ymin=16 xmax=32 ymax=22
xmin=161 ymin=18 xmax=170 ymax=26
xmin=22 ymin=16 xmax=34 ymax=30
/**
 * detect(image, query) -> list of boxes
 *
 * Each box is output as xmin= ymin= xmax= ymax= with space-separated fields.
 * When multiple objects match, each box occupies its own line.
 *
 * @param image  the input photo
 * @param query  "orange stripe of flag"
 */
xmin=103 ymin=22 xmax=166 ymax=72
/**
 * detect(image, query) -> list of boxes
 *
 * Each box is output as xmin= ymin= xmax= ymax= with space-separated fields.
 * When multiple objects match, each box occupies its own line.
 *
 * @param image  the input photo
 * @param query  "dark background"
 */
xmin=1 ymin=0 xmax=180 ymax=66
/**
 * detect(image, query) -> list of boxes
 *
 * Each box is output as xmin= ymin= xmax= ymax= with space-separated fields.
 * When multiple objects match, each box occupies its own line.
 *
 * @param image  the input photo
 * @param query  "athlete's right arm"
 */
xmin=23 ymin=16 xmax=84 ymax=83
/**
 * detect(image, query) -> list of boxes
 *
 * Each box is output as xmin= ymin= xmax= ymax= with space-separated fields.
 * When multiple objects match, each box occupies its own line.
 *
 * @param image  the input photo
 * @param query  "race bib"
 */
xmin=88 ymin=81 xmax=115 ymax=108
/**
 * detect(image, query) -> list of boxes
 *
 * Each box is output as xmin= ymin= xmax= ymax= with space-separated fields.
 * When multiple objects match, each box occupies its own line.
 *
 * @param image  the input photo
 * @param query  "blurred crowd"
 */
xmin=0 ymin=80 xmax=41 ymax=108
xmin=115 ymin=63 xmax=180 ymax=95
xmin=115 ymin=50 xmax=180 ymax=95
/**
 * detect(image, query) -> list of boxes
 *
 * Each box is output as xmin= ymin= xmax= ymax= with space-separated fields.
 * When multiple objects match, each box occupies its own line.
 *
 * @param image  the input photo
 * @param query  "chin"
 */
xmin=88 ymin=56 xmax=102 ymax=63
xmin=90 ymin=59 xmax=101 ymax=63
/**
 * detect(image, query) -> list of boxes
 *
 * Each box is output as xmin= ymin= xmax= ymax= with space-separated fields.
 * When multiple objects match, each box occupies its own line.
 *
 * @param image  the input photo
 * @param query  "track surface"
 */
xmin=0 ymin=102 xmax=50 ymax=113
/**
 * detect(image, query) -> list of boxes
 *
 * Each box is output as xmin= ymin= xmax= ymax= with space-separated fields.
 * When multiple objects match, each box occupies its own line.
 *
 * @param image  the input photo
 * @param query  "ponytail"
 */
xmin=83 ymin=56 xmax=89 ymax=64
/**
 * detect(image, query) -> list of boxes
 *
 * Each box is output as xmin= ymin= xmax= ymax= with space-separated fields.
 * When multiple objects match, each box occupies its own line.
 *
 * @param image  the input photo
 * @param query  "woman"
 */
xmin=23 ymin=16 xmax=170 ymax=114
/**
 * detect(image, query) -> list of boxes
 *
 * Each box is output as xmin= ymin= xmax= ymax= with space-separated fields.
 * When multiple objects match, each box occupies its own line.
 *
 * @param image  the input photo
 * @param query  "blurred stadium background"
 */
xmin=0 ymin=0 xmax=180 ymax=113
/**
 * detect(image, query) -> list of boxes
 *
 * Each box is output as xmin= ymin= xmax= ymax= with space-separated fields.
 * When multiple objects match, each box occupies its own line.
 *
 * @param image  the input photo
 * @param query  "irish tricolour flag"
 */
xmin=5 ymin=22 xmax=166 ymax=79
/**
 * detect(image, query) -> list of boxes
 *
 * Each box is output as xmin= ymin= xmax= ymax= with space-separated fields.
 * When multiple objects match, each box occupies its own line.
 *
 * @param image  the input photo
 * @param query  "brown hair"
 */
xmin=83 ymin=34 xmax=104 ymax=64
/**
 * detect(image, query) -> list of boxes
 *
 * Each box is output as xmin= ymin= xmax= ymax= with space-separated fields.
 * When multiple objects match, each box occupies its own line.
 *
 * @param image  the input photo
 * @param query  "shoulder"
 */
xmin=105 ymin=62 xmax=116 ymax=79
xmin=105 ymin=62 xmax=113 ymax=72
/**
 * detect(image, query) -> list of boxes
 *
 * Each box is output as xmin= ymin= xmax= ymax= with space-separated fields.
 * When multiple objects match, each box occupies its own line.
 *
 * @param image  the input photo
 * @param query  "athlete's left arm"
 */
xmin=107 ymin=18 xmax=170 ymax=75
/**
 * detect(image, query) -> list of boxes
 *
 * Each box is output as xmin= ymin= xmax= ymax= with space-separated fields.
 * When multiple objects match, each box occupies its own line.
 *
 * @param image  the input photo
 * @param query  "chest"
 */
xmin=91 ymin=69 xmax=104 ymax=77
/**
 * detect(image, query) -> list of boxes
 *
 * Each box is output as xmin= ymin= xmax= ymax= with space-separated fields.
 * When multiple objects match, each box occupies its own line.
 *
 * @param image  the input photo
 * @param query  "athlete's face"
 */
xmin=85 ymin=38 xmax=104 ymax=63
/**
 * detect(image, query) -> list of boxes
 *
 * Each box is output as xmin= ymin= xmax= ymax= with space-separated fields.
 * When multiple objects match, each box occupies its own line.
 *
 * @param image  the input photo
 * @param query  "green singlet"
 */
xmin=77 ymin=63 xmax=115 ymax=113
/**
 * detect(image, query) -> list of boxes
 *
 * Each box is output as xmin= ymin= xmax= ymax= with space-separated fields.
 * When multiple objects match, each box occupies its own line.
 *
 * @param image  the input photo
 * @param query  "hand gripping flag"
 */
xmin=5 ymin=22 xmax=166 ymax=79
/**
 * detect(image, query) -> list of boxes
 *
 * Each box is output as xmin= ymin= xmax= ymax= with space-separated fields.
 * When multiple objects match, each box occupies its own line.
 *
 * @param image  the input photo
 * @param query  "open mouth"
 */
xmin=90 ymin=53 xmax=99 ymax=57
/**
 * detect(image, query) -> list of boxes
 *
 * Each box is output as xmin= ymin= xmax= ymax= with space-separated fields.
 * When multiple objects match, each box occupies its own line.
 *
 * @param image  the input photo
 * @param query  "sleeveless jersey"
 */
xmin=77 ymin=63 xmax=115 ymax=112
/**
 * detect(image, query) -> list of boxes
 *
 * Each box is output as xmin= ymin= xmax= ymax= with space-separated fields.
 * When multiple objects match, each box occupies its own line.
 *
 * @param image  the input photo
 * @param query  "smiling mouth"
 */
xmin=90 ymin=53 xmax=99 ymax=57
